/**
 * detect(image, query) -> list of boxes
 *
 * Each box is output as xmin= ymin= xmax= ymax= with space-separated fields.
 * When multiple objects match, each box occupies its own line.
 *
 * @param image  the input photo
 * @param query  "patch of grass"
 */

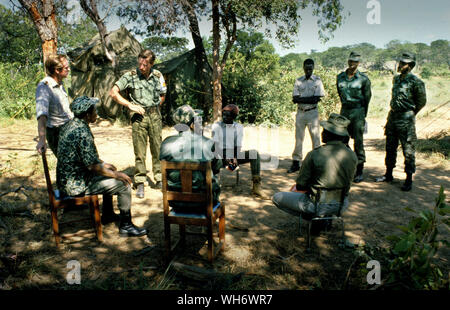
xmin=416 ymin=130 xmax=450 ymax=163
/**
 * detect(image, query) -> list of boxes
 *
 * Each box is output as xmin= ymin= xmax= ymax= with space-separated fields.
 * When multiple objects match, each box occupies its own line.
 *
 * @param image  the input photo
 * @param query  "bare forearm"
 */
xmin=37 ymin=116 xmax=47 ymax=141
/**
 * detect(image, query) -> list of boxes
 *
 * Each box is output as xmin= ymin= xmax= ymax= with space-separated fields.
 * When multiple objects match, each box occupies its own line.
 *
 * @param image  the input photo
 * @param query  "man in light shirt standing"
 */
xmin=35 ymin=54 xmax=73 ymax=155
xmin=287 ymin=59 xmax=326 ymax=174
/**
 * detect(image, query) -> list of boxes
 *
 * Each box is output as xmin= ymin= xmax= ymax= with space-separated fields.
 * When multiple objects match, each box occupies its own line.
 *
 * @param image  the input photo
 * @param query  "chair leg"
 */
xmin=207 ymin=222 xmax=214 ymax=263
xmin=91 ymin=196 xmax=103 ymax=242
xmin=164 ymin=219 xmax=171 ymax=263
xmin=51 ymin=209 xmax=60 ymax=247
xmin=219 ymin=211 xmax=225 ymax=252
xmin=307 ymin=221 xmax=312 ymax=250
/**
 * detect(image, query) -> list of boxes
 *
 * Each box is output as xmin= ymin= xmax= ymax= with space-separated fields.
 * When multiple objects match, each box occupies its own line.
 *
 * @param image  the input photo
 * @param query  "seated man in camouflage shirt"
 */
xmin=160 ymin=105 xmax=221 ymax=213
xmin=56 ymin=96 xmax=147 ymax=237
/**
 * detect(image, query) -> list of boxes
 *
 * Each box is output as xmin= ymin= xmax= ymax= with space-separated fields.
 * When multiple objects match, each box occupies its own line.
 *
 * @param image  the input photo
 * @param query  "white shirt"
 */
xmin=211 ymin=121 xmax=243 ymax=159
xmin=35 ymin=76 xmax=73 ymax=128
xmin=292 ymin=74 xmax=326 ymax=110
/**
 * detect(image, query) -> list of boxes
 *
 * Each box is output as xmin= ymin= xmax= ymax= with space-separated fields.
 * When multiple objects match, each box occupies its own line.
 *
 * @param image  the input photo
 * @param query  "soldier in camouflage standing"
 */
xmin=110 ymin=50 xmax=167 ymax=198
xmin=337 ymin=52 xmax=372 ymax=183
xmin=376 ymin=52 xmax=426 ymax=192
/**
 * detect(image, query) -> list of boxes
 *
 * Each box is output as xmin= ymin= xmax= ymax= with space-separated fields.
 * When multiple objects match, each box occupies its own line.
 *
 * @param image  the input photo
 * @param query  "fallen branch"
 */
xmin=0 ymin=185 xmax=32 ymax=198
xmin=341 ymin=254 xmax=359 ymax=289
xmin=171 ymin=261 xmax=244 ymax=282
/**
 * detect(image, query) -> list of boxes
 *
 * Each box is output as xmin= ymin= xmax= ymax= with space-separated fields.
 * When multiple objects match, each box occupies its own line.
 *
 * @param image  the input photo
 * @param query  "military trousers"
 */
xmin=221 ymin=150 xmax=261 ymax=176
xmin=131 ymin=108 xmax=162 ymax=185
xmin=292 ymin=108 xmax=321 ymax=162
xmin=384 ymin=110 xmax=417 ymax=174
xmin=340 ymin=107 xmax=366 ymax=164
xmin=86 ymin=176 xmax=131 ymax=212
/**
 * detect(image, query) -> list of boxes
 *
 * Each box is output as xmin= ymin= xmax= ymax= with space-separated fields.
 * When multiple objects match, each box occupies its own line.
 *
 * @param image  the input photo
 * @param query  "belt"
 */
xmin=144 ymin=105 xmax=160 ymax=113
xmin=298 ymin=106 xmax=317 ymax=112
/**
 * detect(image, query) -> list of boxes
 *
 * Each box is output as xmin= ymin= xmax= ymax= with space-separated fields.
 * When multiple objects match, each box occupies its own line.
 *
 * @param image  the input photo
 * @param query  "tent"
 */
xmin=68 ymin=26 xmax=143 ymax=121
xmin=68 ymin=27 xmax=221 ymax=124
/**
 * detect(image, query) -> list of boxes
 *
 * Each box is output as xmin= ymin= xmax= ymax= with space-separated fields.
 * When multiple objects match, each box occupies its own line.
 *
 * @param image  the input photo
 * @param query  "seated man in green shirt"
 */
xmin=272 ymin=113 xmax=357 ymax=229
xmin=160 ymin=105 xmax=222 ymax=213
xmin=57 ymin=96 xmax=147 ymax=237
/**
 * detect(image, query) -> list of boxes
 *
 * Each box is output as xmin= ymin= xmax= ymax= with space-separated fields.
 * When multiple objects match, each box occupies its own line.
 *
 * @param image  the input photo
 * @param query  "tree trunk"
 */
xmin=79 ymin=0 xmax=119 ymax=77
xmin=211 ymin=0 xmax=222 ymax=122
xmin=18 ymin=0 xmax=58 ymax=64
xmin=180 ymin=0 xmax=211 ymax=120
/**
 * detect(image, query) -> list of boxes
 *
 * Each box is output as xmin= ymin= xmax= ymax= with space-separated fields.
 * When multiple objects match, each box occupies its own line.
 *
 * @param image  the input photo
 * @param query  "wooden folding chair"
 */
xmin=42 ymin=151 xmax=103 ymax=247
xmin=161 ymin=160 xmax=225 ymax=264
xmin=299 ymin=188 xmax=348 ymax=250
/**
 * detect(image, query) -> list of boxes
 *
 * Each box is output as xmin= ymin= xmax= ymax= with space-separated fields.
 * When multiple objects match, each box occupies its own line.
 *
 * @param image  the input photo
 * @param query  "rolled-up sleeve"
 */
xmin=315 ymin=79 xmax=326 ymax=97
xmin=115 ymin=73 xmax=130 ymax=91
xmin=159 ymin=74 xmax=167 ymax=95
xmin=35 ymin=82 xmax=51 ymax=120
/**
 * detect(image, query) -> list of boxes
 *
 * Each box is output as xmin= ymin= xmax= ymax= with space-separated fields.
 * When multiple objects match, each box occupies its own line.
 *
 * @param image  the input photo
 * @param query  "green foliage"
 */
xmin=57 ymin=16 xmax=99 ymax=54
xmin=141 ymin=36 xmax=189 ymax=61
xmin=0 ymin=4 xmax=42 ymax=64
xmin=385 ymin=186 xmax=449 ymax=289
xmin=0 ymin=62 xmax=44 ymax=119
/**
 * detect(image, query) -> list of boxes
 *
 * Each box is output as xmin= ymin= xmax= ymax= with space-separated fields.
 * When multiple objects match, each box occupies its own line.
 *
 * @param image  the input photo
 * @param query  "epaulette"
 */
xmin=152 ymin=69 xmax=162 ymax=78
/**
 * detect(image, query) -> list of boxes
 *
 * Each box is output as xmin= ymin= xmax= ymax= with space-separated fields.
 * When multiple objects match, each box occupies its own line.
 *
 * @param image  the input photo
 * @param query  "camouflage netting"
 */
xmin=68 ymin=26 xmax=143 ymax=122
xmin=68 ymin=27 xmax=219 ymax=125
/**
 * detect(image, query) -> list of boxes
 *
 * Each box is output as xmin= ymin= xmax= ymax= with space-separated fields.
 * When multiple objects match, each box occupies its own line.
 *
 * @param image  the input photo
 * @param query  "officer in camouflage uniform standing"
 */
xmin=376 ymin=52 xmax=426 ymax=191
xmin=337 ymin=52 xmax=372 ymax=183
xmin=110 ymin=50 xmax=167 ymax=198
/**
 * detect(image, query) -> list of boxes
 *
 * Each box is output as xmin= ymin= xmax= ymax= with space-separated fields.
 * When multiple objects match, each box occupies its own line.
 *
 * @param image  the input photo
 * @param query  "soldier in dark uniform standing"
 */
xmin=110 ymin=50 xmax=167 ymax=198
xmin=376 ymin=52 xmax=426 ymax=191
xmin=337 ymin=52 xmax=372 ymax=183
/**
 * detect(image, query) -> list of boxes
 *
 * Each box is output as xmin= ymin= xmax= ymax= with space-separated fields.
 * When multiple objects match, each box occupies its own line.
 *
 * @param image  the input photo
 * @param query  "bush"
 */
xmin=0 ymin=62 xmax=44 ymax=119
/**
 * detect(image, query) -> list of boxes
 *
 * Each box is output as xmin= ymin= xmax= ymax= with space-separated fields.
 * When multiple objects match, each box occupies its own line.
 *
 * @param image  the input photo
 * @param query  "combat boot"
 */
xmin=251 ymin=175 xmax=270 ymax=200
xmin=136 ymin=183 xmax=145 ymax=198
xmin=101 ymin=195 xmax=119 ymax=225
xmin=119 ymin=210 xmax=147 ymax=237
xmin=401 ymin=173 xmax=413 ymax=192
xmin=287 ymin=160 xmax=300 ymax=173
xmin=353 ymin=163 xmax=364 ymax=183
xmin=375 ymin=167 xmax=394 ymax=182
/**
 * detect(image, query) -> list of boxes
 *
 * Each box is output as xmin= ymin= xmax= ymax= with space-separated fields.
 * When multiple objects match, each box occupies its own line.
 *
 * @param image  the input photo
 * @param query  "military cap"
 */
xmin=222 ymin=104 xmax=239 ymax=116
xmin=320 ymin=113 xmax=351 ymax=137
xmin=398 ymin=52 xmax=416 ymax=64
xmin=348 ymin=51 xmax=361 ymax=62
xmin=71 ymin=95 xmax=99 ymax=117
xmin=172 ymin=104 xmax=199 ymax=125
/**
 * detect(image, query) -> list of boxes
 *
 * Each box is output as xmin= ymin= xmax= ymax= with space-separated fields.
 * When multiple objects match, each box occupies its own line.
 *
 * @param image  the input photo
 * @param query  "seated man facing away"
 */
xmin=56 ymin=96 xmax=147 ymax=237
xmin=272 ymin=113 xmax=357 ymax=230
xmin=211 ymin=104 xmax=268 ymax=199
xmin=160 ymin=105 xmax=222 ymax=213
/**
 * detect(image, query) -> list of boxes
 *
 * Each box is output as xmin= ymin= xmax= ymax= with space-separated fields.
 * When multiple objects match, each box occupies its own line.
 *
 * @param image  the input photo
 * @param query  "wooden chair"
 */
xmin=299 ymin=188 xmax=348 ymax=250
xmin=41 ymin=151 xmax=103 ymax=247
xmin=161 ymin=160 xmax=225 ymax=264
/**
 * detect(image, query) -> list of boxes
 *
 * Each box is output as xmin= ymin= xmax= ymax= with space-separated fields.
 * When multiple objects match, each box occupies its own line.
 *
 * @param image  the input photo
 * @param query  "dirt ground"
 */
xmin=0 ymin=115 xmax=449 ymax=290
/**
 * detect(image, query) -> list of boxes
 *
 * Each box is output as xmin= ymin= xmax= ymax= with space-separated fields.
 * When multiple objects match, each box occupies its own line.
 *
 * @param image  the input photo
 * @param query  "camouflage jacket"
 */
xmin=115 ymin=68 xmax=167 ymax=108
xmin=337 ymin=70 xmax=372 ymax=114
xmin=390 ymin=73 xmax=426 ymax=114
xmin=296 ymin=140 xmax=357 ymax=196
xmin=56 ymin=118 xmax=101 ymax=196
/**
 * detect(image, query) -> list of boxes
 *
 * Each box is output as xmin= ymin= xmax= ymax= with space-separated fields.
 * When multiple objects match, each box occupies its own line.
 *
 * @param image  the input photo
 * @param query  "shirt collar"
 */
xmin=44 ymin=76 xmax=62 ymax=88
xmin=326 ymin=140 xmax=345 ymax=146
xmin=300 ymin=74 xmax=317 ymax=81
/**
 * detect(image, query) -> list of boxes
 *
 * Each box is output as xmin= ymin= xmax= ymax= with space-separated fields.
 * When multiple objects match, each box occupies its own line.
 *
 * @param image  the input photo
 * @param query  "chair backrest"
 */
xmin=41 ymin=151 xmax=56 ymax=203
xmin=313 ymin=187 xmax=348 ymax=217
xmin=161 ymin=160 xmax=213 ymax=215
